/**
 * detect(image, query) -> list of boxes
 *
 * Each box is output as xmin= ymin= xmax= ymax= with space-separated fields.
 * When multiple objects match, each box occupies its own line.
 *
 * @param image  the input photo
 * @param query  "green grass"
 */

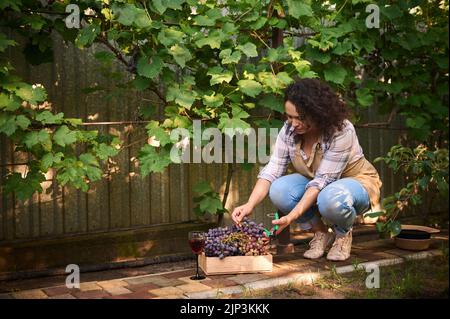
xmin=231 ymin=252 xmax=449 ymax=299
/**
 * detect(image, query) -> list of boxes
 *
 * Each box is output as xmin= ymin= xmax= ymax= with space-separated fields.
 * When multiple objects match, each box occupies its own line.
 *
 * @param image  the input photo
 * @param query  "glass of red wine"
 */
xmin=188 ymin=231 xmax=206 ymax=280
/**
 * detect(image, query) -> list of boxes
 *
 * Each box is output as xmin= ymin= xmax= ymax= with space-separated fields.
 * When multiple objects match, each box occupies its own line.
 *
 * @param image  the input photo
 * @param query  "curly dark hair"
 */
xmin=284 ymin=78 xmax=350 ymax=141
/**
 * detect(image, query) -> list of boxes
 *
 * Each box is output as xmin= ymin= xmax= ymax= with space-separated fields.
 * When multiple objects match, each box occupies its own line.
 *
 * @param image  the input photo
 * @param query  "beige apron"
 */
xmin=291 ymin=138 xmax=383 ymax=213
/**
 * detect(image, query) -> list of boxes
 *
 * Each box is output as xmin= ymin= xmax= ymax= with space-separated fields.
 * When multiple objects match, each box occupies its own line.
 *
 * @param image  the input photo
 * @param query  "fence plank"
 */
xmin=150 ymin=169 xmax=170 ymax=224
xmin=129 ymin=126 xmax=150 ymax=226
xmin=108 ymin=67 xmax=131 ymax=230
xmin=169 ymin=164 xmax=183 ymax=223
xmin=84 ymin=46 xmax=110 ymax=232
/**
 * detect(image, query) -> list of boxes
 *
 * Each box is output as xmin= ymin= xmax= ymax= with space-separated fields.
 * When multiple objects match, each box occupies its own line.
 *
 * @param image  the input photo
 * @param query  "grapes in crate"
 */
xmin=204 ymin=218 xmax=270 ymax=259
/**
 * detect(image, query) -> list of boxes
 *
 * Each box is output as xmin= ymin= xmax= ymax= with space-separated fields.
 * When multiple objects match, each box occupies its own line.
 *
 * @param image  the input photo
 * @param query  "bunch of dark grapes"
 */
xmin=204 ymin=217 xmax=270 ymax=259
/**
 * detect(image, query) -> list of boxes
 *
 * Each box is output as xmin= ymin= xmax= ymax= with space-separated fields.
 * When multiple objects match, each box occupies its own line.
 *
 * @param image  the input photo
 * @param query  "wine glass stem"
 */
xmin=195 ymin=254 xmax=199 ymax=277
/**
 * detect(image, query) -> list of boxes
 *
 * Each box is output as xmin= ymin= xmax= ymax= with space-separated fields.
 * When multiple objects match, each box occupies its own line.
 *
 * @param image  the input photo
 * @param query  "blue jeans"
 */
xmin=268 ymin=174 xmax=371 ymax=235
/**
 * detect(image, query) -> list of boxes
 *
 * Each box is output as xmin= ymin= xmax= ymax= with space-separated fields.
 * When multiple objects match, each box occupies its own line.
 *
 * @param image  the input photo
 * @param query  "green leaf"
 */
xmin=207 ymin=67 xmax=233 ymax=86
xmin=94 ymin=51 xmax=115 ymax=64
xmin=323 ymin=65 xmax=348 ymax=85
xmin=152 ymin=0 xmax=184 ymax=15
xmin=406 ymin=116 xmax=427 ymax=129
xmin=15 ymin=84 xmax=47 ymax=105
xmin=5 ymin=171 xmax=46 ymax=201
xmin=112 ymin=3 xmax=150 ymax=27
xmin=199 ymin=196 xmax=223 ymax=214
xmin=23 ymin=15 xmax=46 ymax=30
xmin=134 ymin=10 xmax=152 ymax=29
xmin=380 ymin=5 xmax=403 ymax=20
xmin=250 ymin=17 xmax=267 ymax=30
xmin=219 ymin=49 xmax=241 ymax=64
xmin=287 ymin=0 xmax=313 ymax=18
xmin=365 ymin=211 xmax=384 ymax=218
xmin=193 ymin=181 xmax=214 ymax=195
xmin=36 ymin=111 xmax=64 ymax=125
xmin=193 ymin=8 xmax=222 ymax=26
xmin=41 ymin=152 xmax=63 ymax=170
xmin=194 ymin=30 xmax=225 ymax=49
xmin=237 ymin=79 xmax=262 ymax=97
xmin=167 ymin=85 xmax=197 ymax=109
xmin=305 ymin=46 xmax=331 ymax=64
xmin=355 ymin=88 xmax=374 ymax=107
xmin=23 ymin=129 xmax=51 ymax=150
xmin=236 ymin=42 xmax=258 ymax=58
xmin=203 ymin=93 xmax=224 ymax=108
xmin=218 ymin=113 xmax=251 ymax=137
xmin=0 ymin=114 xmax=17 ymax=136
xmin=137 ymin=55 xmax=164 ymax=79
xmin=375 ymin=222 xmax=386 ymax=233
xmin=94 ymin=143 xmax=119 ymax=161
xmin=258 ymin=94 xmax=284 ymax=113
xmin=79 ymin=153 xmax=99 ymax=167
xmin=389 ymin=221 xmax=402 ymax=237
xmin=75 ymin=23 xmax=100 ymax=48
xmin=157 ymin=28 xmax=185 ymax=47
xmin=169 ymin=44 xmax=192 ymax=68
xmin=138 ymin=145 xmax=172 ymax=176
xmin=84 ymin=164 xmax=103 ymax=181
xmin=64 ymin=118 xmax=83 ymax=126
xmin=53 ymin=125 xmax=77 ymax=147
xmin=145 ymin=120 xmax=171 ymax=146
xmin=132 ymin=76 xmax=151 ymax=91
xmin=15 ymin=115 xmax=30 ymax=130
xmin=0 ymin=93 xmax=21 ymax=111
xmin=0 ymin=33 xmax=17 ymax=52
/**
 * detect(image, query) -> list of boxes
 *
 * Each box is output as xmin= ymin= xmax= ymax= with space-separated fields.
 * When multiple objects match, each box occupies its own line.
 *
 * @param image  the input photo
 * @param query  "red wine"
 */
xmin=189 ymin=238 xmax=205 ymax=254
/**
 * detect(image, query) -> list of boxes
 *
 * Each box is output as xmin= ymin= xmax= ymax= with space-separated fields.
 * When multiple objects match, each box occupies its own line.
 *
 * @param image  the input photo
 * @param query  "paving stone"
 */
xmin=163 ymin=269 xmax=196 ymax=279
xmin=72 ymin=290 xmax=111 ymax=299
xmin=120 ymin=290 xmax=158 ymax=299
xmin=12 ymin=289 xmax=48 ymax=299
xmin=200 ymin=279 xmax=238 ymax=289
xmin=148 ymin=286 xmax=184 ymax=297
xmin=79 ymin=282 xmax=102 ymax=292
xmin=48 ymin=294 xmax=76 ymax=299
xmin=126 ymin=282 xmax=161 ymax=292
xmin=227 ymin=274 xmax=270 ymax=285
xmin=177 ymin=276 xmax=211 ymax=284
xmin=175 ymin=282 xmax=211 ymax=293
xmin=351 ymin=250 xmax=398 ymax=262
xmin=203 ymin=274 xmax=235 ymax=280
xmin=103 ymin=286 xmax=132 ymax=296
xmin=275 ymin=259 xmax=317 ymax=270
xmin=153 ymin=294 xmax=187 ymax=299
xmin=42 ymin=285 xmax=73 ymax=297
xmin=125 ymin=275 xmax=184 ymax=287
xmin=264 ymin=265 xmax=297 ymax=278
xmin=96 ymin=280 xmax=128 ymax=290
xmin=384 ymin=248 xmax=418 ymax=257
xmin=352 ymin=239 xmax=395 ymax=250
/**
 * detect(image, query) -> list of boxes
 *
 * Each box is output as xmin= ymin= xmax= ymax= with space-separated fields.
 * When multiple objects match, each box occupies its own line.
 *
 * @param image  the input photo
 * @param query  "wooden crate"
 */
xmin=198 ymin=253 xmax=273 ymax=275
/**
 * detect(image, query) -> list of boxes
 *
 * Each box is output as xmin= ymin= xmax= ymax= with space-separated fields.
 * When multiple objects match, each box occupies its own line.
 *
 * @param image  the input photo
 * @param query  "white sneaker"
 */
xmin=327 ymin=231 xmax=353 ymax=261
xmin=303 ymin=231 xmax=335 ymax=259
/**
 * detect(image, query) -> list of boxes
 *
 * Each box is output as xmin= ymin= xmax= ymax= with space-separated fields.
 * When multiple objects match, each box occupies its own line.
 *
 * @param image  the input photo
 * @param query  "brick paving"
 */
xmin=0 ymin=226 xmax=447 ymax=299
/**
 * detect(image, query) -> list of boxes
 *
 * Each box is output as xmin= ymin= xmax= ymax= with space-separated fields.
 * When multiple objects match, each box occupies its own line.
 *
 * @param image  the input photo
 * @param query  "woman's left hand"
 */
xmin=271 ymin=215 xmax=293 ymax=235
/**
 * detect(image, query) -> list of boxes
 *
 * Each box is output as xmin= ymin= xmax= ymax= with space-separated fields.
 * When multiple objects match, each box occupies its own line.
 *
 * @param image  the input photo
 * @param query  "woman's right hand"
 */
xmin=231 ymin=203 xmax=254 ymax=225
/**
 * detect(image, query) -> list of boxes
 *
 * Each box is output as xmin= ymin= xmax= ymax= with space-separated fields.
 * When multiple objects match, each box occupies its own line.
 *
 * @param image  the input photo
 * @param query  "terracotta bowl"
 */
xmin=394 ymin=225 xmax=440 ymax=251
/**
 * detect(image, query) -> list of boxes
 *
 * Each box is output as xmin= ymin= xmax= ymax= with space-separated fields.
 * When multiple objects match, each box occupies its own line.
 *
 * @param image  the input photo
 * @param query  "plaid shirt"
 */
xmin=257 ymin=119 xmax=364 ymax=190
